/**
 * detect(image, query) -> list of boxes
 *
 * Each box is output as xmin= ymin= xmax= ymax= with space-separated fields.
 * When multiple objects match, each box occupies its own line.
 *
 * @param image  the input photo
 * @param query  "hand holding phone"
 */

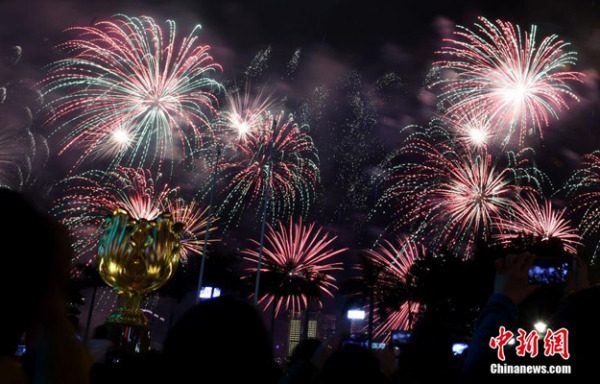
xmin=494 ymin=252 xmax=540 ymax=304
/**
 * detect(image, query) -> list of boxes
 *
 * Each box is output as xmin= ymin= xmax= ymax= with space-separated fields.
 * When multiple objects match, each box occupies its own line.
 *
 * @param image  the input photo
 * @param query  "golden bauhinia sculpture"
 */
xmin=98 ymin=209 xmax=181 ymax=328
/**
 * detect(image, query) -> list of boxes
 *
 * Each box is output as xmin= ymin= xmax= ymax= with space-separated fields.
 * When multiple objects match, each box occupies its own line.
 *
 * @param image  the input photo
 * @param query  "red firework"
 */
xmin=241 ymin=217 xmax=346 ymax=316
xmin=494 ymin=193 xmax=581 ymax=254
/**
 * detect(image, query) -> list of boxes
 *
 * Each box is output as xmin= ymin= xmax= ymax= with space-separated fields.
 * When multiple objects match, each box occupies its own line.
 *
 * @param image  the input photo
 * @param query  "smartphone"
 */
xmin=342 ymin=333 xmax=366 ymax=348
xmin=15 ymin=344 xmax=26 ymax=357
xmin=391 ymin=330 xmax=411 ymax=346
xmin=528 ymin=257 xmax=572 ymax=285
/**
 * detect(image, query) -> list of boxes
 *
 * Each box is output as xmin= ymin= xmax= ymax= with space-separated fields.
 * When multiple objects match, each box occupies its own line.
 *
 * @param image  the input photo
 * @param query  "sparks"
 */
xmin=435 ymin=17 xmax=584 ymax=146
xmin=241 ymin=217 xmax=346 ymax=316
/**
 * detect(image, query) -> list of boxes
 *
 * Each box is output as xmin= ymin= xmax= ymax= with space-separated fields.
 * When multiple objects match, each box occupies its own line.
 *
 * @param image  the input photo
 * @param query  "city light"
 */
xmin=199 ymin=286 xmax=221 ymax=299
xmin=347 ymin=309 xmax=366 ymax=320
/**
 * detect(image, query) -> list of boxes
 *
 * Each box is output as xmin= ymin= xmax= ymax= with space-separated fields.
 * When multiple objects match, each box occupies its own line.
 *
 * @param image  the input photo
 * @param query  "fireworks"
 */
xmin=166 ymin=198 xmax=219 ymax=262
xmin=375 ymin=122 xmax=545 ymax=256
xmin=220 ymin=87 xmax=276 ymax=143
xmin=43 ymin=14 xmax=223 ymax=172
xmin=52 ymin=167 xmax=174 ymax=267
xmin=0 ymin=122 xmax=35 ymax=190
xmin=365 ymin=237 xmax=424 ymax=340
xmin=211 ymin=111 xmax=320 ymax=228
xmin=241 ymin=217 xmax=346 ymax=316
xmin=1 ymin=45 xmax=48 ymax=190
xmin=494 ymin=193 xmax=580 ymax=254
xmin=435 ymin=17 xmax=583 ymax=146
xmin=443 ymin=103 xmax=493 ymax=150
xmin=564 ymin=151 xmax=600 ymax=237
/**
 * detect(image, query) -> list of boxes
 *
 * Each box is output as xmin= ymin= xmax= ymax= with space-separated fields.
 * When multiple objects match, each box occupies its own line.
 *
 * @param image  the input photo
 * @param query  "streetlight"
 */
xmin=534 ymin=321 xmax=547 ymax=334
xmin=254 ymin=118 xmax=277 ymax=306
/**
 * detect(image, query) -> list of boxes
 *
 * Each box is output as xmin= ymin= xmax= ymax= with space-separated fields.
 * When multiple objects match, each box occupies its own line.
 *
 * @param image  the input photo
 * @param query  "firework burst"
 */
xmin=165 ymin=198 xmax=219 ymax=262
xmin=364 ymin=237 xmax=424 ymax=340
xmin=241 ymin=217 xmax=346 ymax=316
xmin=52 ymin=166 xmax=174 ymax=268
xmin=43 ymin=14 xmax=223 ymax=172
xmin=220 ymin=87 xmax=276 ymax=143
xmin=494 ymin=193 xmax=580 ymax=254
xmin=210 ymin=111 xmax=319 ymax=228
xmin=435 ymin=17 xmax=583 ymax=146
xmin=443 ymin=103 xmax=493 ymax=150
xmin=375 ymin=121 xmax=546 ymax=256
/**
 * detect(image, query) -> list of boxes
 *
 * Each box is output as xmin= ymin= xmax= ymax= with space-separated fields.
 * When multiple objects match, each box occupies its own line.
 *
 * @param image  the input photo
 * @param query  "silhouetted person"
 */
xmin=314 ymin=343 xmax=391 ymax=384
xmin=162 ymin=296 xmax=282 ymax=383
xmin=279 ymin=338 xmax=322 ymax=384
xmin=0 ymin=188 xmax=92 ymax=384
xmin=546 ymin=259 xmax=595 ymax=382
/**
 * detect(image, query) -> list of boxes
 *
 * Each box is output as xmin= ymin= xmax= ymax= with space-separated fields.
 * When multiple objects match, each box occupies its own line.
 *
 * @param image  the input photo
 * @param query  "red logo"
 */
xmin=490 ymin=327 xmax=569 ymax=360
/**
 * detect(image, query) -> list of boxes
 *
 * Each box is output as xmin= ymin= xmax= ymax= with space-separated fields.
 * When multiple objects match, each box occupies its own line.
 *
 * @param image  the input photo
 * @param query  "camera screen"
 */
xmin=528 ymin=258 xmax=571 ymax=285
xmin=391 ymin=331 xmax=411 ymax=345
xmin=15 ymin=344 xmax=26 ymax=357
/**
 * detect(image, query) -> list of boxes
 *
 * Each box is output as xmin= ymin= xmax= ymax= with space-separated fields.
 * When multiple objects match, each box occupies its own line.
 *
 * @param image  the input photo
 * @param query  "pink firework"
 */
xmin=166 ymin=198 xmax=219 ymax=262
xmin=376 ymin=123 xmax=545 ymax=257
xmin=213 ymin=111 xmax=319 ymax=228
xmin=241 ymin=217 xmax=346 ymax=316
xmin=436 ymin=17 xmax=583 ymax=146
xmin=43 ymin=14 xmax=222 ymax=172
xmin=52 ymin=167 xmax=174 ymax=267
xmin=494 ymin=193 xmax=581 ymax=254
xmin=365 ymin=237 xmax=424 ymax=340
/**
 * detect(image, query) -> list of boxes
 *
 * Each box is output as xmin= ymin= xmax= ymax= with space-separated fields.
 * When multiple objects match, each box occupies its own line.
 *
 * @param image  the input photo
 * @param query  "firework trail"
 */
xmin=374 ymin=121 xmax=548 ymax=257
xmin=244 ymin=46 xmax=272 ymax=79
xmin=52 ymin=166 xmax=174 ymax=268
xmin=209 ymin=110 xmax=320 ymax=229
xmin=43 ymin=14 xmax=223 ymax=173
xmin=564 ymin=151 xmax=600 ymax=246
xmin=364 ymin=237 xmax=424 ymax=340
xmin=0 ymin=120 xmax=36 ymax=190
xmin=435 ymin=17 xmax=583 ymax=146
xmin=166 ymin=197 xmax=219 ymax=262
xmin=494 ymin=193 xmax=581 ymax=254
xmin=241 ymin=217 xmax=346 ymax=316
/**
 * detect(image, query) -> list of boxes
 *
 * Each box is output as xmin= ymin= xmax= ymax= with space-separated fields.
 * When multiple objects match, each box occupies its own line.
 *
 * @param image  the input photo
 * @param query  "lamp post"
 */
xmin=254 ymin=119 xmax=277 ymax=306
xmin=195 ymin=145 xmax=222 ymax=304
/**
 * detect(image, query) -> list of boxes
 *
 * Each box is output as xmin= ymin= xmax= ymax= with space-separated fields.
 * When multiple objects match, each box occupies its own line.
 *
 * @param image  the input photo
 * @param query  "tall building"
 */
xmin=286 ymin=312 xmax=337 ymax=356
xmin=287 ymin=313 xmax=302 ymax=356
xmin=318 ymin=314 xmax=337 ymax=340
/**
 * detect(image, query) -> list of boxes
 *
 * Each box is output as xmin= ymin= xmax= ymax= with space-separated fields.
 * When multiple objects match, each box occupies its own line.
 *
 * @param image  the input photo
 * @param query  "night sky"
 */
xmin=3 ymin=0 xmax=600 ymax=349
